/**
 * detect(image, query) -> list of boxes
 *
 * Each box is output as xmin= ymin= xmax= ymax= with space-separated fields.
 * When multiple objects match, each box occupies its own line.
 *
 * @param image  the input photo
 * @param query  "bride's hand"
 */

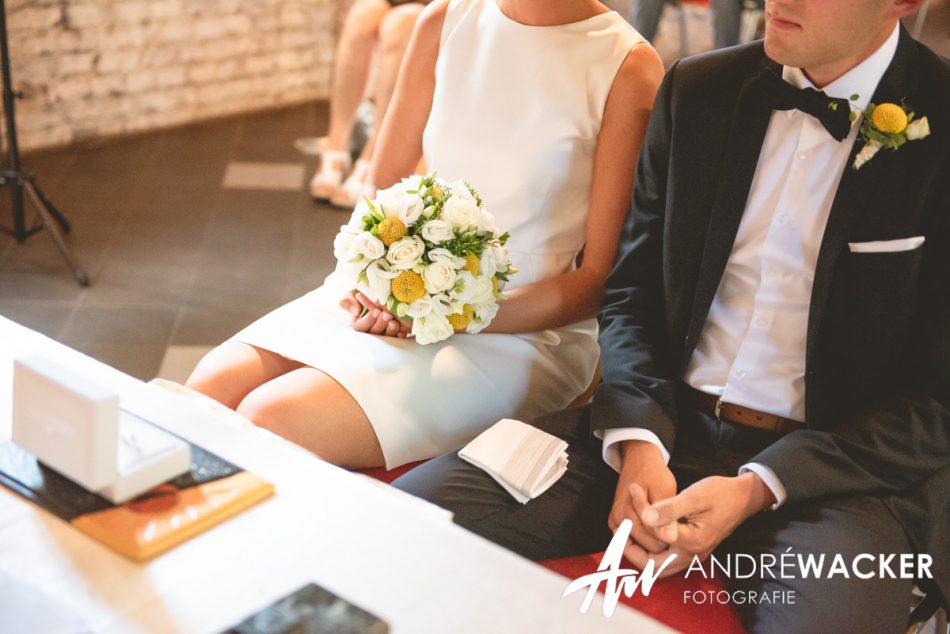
xmin=340 ymin=292 xmax=412 ymax=338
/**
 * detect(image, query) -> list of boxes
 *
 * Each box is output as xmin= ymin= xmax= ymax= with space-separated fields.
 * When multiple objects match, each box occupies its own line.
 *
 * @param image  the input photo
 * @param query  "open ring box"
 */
xmin=11 ymin=355 xmax=191 ymax=504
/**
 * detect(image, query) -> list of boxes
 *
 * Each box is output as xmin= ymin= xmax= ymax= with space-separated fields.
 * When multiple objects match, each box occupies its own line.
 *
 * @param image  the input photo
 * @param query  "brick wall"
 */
xmin=6 ymin=0 xmax=343 ymax=151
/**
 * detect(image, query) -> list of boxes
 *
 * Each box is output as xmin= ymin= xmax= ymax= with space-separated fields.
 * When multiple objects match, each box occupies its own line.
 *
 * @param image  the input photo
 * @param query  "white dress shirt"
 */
xmin=601 ymin=25 xmax=901 ymax=507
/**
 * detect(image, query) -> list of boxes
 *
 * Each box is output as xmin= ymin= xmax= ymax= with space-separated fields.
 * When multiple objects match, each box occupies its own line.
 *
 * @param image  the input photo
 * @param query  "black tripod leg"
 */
xmin=28 ymin=177 xmax=70 ymax=234
xmin=22 ymin=179 xmax=89 ymax=287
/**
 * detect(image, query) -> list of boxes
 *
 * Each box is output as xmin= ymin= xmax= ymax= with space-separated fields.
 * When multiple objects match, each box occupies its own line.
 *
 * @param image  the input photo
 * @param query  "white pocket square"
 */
xmin=848 ymin=236 xmax=925 ymax=253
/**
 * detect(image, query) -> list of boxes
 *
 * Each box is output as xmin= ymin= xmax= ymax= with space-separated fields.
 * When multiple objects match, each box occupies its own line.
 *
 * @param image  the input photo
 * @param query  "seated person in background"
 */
xmin=394 ymin=0 xmax=950 ymax=630
xmin=186 ymin=0 xmax=663 ymax=472
xmin=310 ymin=0 xmax=430 ymax=208
xmin=632 ymin=0 xmax=763 ymax=51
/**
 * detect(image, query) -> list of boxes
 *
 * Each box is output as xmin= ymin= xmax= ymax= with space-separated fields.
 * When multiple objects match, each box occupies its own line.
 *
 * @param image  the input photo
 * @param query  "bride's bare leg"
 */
xmin=236 ymin=367 xmax=385 ymax=469
xmin=185 ymin=342 xmax=304 ymax=410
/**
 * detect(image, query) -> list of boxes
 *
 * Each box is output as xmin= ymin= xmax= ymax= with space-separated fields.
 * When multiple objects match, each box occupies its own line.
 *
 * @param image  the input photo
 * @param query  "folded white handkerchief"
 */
xmin=848 ymin=236 xmax=925 ymax=253
xmin=458 ymin=419 xmax=569 ymax=504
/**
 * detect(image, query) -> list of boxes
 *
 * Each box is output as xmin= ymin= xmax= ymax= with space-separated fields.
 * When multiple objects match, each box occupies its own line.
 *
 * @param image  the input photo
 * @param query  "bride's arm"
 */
xmin=365 ymin=0 xmax=448 ymax=193
xmin=484 ymin=44 xmax=665 ymax=334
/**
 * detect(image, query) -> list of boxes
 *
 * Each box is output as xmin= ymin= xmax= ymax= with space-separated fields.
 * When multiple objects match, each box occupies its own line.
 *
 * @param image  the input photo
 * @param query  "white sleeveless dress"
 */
xmin=231 ymin=0 xmax=645 ymax=468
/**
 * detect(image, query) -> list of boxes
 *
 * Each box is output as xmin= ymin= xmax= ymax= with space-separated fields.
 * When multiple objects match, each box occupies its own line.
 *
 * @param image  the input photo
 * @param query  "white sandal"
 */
xmin=330 ymin=159 xmax=371 ymax=209
xmin=309 ymin=150 xmax=351 ymax=201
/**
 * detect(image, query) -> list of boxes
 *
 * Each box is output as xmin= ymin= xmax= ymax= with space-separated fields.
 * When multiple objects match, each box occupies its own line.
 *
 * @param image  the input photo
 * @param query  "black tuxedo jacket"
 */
xmin=591 ymin=28 xmax=950 ymax=599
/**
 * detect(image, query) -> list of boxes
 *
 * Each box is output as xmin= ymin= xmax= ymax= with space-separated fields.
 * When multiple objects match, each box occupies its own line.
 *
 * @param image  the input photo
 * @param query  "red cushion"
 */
xmin=359 ymin=464 xmax=746 ymax=633
xmin=359 ymin=461 xmax=423 ymax=484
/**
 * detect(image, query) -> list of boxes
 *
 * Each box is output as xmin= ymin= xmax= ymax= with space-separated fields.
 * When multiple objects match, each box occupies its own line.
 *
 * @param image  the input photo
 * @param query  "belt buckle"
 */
xmin=714 ymin=395 xmax=724 ymax=421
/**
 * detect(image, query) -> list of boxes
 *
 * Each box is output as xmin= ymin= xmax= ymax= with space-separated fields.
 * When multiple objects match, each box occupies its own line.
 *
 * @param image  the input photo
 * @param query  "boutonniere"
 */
xmin=853 ymin=101 xmax=930 ymax=170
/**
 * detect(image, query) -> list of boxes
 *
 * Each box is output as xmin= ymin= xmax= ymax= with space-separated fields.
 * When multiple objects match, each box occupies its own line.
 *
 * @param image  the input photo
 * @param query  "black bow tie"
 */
xmin=753 ymin=69 xmax=853 ymax=141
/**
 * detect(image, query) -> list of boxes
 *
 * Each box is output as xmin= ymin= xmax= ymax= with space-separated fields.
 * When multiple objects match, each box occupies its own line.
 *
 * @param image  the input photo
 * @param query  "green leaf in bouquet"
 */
xmin=395 ymin=302 xmax=410 ymax=318
xmin=497 ymin=231 xmax=510 ymax=246
xmin=444 ymin=227 xmax=486 ymax=257
xmin=464 ymin=181 xmax=483 ymax=208
xmin=387 ymin=296 xmax=399 ymax=313
xmin=347 ymin=254 xmax=364 ymax=264
xmin=357 ymin=269 xmax=368 ymax=284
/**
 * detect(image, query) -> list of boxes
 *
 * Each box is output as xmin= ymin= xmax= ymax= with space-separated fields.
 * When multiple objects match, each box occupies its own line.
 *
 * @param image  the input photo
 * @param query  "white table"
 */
xmin=0 ymin=316 xmax=670 ymax=634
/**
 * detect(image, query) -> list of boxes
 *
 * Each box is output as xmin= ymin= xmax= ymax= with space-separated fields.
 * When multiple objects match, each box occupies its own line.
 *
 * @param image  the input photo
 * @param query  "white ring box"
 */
xmin=11 ymin=355 xmax=190 ymax=504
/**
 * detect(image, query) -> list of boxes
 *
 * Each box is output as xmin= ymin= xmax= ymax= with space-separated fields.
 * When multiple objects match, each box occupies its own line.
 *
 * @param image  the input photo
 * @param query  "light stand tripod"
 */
xmin=0 ymin=0 xmax=88 ymax=287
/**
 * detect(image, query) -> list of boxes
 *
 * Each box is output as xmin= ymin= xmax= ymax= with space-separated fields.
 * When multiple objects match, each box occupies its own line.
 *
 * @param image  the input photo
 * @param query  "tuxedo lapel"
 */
xmin=804 ymin=28 xmax=921 ymax=372
xmin=681 ymin=58 xmax=777 ymax=369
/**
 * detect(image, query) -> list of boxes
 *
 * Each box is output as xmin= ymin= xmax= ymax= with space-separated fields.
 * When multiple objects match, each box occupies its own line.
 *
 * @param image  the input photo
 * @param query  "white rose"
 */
xmin=333 ymin=225 xmax=359 ymax=261
xmin=431 ymin=293 xmax=455 ymax=316
xmin=442 ymin=196 xmax=480 ymax=230
xmin=477 ymin=209 xmax=497 ymax=234
xmin=401 ymin=174 xmax=423 ymax=191
xmin=386 ymin=236 xmax=425 ymax=270
xmin=479 ymin=248 xmax=497 ymax=279
xmin=356 ymin=260 xmax=398 ymax=304
xmin=449 ymin=179 xmax=475 ymax=202
xmin=347 ymin=202 xmax=369 ymax=230
xmin=412 ymin=312 xmax=454 ymax=345
xmin=491 ymin=244 xmax=510 ymax=273
xmin=428 ymin=247 xmax=465 ymax=268
xmin=468 ymin=276 xmax=495 ymax=305
xmin=353 ymin=232 xmax=385 ymax=260
xmin=450 ymin=271 xmax=474 ymax=303
xmin=905 ymin=116 xmax=930 ymax=140
xmin=406 ymin=295 xmax=434 ymax=319
xmin=451 ymin=271 xmax=491 ymax=305
xmin=392 ymin=196 xmax=425 ymax=227
xmin=421 ymin=219 xmax=454 ymax=244
xmin=377 ymin=184 xmax=424 ymax=226
xmin=468 ymin=301 xmax=500 ymax=333
xmin=422 ymin=261 xmax=457 ymax=294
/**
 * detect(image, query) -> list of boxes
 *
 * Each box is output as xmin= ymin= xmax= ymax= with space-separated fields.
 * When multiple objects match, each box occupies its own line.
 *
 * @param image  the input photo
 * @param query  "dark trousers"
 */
xmin=393 ymin=405 xmax=918 ymax=633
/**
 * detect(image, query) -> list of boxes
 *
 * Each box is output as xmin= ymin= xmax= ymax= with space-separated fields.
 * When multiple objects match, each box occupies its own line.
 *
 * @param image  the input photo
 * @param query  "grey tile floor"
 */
xmin=0 ymin=103 xmax=345 ymax=381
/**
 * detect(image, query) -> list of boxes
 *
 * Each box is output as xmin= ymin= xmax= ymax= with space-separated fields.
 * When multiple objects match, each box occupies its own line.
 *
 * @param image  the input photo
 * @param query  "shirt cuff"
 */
xmin=596 ymin=427 xmax=671 ymax=473
xmin=739 ymin=462 xmax=787 ymax=510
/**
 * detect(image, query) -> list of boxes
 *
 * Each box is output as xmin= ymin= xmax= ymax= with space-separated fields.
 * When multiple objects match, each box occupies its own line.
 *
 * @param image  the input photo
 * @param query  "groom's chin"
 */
xmin=763 ymin=30 xmax=804 ymax=69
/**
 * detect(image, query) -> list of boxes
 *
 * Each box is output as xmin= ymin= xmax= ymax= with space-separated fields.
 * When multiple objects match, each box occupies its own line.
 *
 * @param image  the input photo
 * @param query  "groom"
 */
xmin=394 ymin=0 xmax=949 ymax=629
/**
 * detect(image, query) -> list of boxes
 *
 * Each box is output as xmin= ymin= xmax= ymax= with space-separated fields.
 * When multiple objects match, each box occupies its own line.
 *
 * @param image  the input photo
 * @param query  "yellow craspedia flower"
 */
xmin=378 ymin=216 xmax=408 ymax=246
xmin=431 ymin=185 xmax=445 ymax=200
xmin=871 ymin=103 xmax=908 ymax=134
xmin=491 ymin=276 xmax=500 ymax=294
xmin=392 ymin=270 xmax=425 ymax=303
xmin=463 ymin=253 xmax=480 ymax=276
xmin=447 ymin=304 xmax=474 ymax=331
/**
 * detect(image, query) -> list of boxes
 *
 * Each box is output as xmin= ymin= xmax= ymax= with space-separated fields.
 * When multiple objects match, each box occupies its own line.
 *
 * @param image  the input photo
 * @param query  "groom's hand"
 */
xmin=635 ymin=473 xmax=776 ymax=570
xmin=609 ymin=440 xmax=676 ymax=556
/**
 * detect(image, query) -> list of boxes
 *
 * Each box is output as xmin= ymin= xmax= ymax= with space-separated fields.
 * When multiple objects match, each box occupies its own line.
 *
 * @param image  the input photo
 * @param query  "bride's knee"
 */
xmin=235 ymin=389 xmax=283 ymax=432
xmin=184 ymin=344 xmax=251 ymax=408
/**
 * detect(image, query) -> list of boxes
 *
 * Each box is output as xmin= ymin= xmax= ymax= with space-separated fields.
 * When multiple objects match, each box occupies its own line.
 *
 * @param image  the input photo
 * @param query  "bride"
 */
xmin=186 ymin=0 xmax=663 ymax=470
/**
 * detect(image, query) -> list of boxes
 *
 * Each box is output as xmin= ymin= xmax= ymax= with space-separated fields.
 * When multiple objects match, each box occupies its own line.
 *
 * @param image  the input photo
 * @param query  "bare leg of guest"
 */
xmin=311 ymin=0 xmax=390 ymax=200
xmin=332 ymin=2 xmax=425 ymax=207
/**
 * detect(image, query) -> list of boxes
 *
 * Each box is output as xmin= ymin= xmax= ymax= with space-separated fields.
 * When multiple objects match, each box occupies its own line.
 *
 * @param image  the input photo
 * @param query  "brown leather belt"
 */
xmin=685 ymin=385 xmax=805 ymax=435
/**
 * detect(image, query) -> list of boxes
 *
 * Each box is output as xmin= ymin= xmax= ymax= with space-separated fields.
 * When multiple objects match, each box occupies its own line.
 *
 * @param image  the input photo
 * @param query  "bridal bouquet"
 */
xmin=333 ymin=174 xmax=515 ymax=344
